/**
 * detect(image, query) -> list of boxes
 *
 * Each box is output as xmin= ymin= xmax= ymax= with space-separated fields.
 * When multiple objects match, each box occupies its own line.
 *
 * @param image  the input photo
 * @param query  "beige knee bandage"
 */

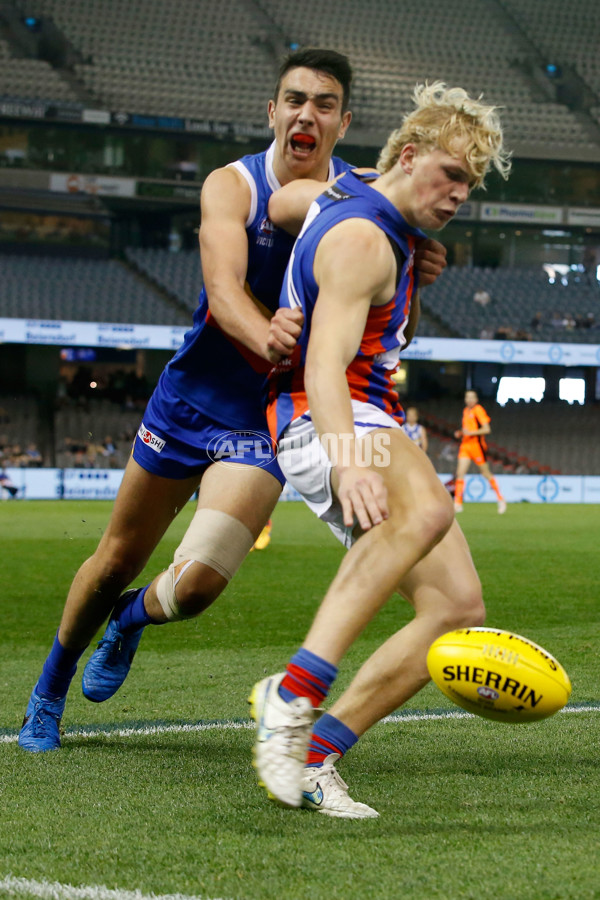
xmin=155 ymin=508 xmax=255 ymax=621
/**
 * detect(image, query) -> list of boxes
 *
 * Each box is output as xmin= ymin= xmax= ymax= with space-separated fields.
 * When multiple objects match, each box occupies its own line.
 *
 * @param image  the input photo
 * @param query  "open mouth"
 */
xmin=290 ymin=133 xmax=317 ymax=154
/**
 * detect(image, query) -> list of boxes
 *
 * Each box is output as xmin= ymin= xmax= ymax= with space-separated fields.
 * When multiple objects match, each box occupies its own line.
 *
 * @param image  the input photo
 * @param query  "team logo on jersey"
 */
xmin=324 ymin=183 xmax=352 ymax=202
xmin=259 ymin=216 xmax=277 ymax=235
xmin=138 ymin=423 xmax=165 ymax=454
xmin=207 ymin=430 xmax=277 ymax=469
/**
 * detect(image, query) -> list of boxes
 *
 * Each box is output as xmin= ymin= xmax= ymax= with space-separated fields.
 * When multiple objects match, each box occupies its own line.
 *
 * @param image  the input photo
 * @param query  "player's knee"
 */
xmin=407 ymin=484 xmax=455 ymax=551
xmin=155 ymin=560 xmax=227 ymax=621
xmin=155 ymin=509 xmax=254 ymax=621
xmin=443 ymin=575 xmax=486 ymax=631
xmin=173 ymin=562 xmax=227 ymax=616
xmin=91 ymin=542 xmax=145 ymax=593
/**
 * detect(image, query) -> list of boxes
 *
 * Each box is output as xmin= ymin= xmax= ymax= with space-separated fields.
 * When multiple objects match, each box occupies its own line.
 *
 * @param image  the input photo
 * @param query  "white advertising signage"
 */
xmin=480 ymin=203 xmax=563 ymax=224
xmin=0 ymin=318 xmax=188 ymax=350
xmin=566 ymin=207 xmax=600 ymax=227
xmin=401 ymin=336 xmax=600 ymax=367
xmin=49 ymin=172 xmax=136 ymax=197
xmin=3 ymin=470 xmax=600 ymax=503
xmin=3 ymin=319 xmax=600 ymax=366
xmin=62 ymin=469 xmax=125 ymax=500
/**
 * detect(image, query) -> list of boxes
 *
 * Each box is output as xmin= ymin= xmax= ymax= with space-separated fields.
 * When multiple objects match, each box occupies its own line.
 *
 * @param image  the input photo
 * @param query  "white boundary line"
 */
xmin=0 ymin=875 xmax=227 ymax=900
xmin=2 ymin=704 xmax=600 ymax=746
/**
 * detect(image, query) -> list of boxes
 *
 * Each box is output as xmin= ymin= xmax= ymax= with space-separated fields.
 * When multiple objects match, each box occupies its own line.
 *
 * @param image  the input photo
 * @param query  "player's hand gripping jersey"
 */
xmin=162 ymin=143 xmax=354 ymax=432
xmin=267 ymin=170 xmax=426 ymax=440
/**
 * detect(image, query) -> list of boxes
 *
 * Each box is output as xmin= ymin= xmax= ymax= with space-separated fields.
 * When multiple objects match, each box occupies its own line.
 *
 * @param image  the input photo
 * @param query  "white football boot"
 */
xmin=249 ymin=672 xmax=317 ymax=808
xmin=497 ymin=499 xmax=507 ymax=514
xmin=302 ymin=753 xmax=379 ymax=819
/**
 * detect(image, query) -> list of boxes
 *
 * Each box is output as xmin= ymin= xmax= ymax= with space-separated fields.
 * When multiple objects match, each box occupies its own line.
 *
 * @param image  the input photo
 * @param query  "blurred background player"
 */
xmin=401 ymin=405 xmax=428 ymax=453
xmin=18 ymin=48 xmax=356 ymax=753
xmin=252 ymin=519 xmax=272 ymax=550
xmin=453 ymin=389 xmax=506 ymax=513
xmin=250 ymin=81 xmax=510 ymax=816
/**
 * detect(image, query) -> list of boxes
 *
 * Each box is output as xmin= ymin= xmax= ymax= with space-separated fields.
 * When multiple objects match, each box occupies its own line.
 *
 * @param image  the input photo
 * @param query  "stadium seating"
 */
xmin=5 ymin=0 xmax=599 ymax=152
xmin=54 ymin=398 xmax=141 ymax=468
xmin=0 ymin=33 xmax=80 ymax=103
xmin=125 ymin=247 xmax=202 ymax=314
xmin=0 ymin=393 xmax=43 ymax=460
xmin=0 ymin=254 xmax=189 ymax=325
xmin=419 ymin=396 xmax=600 ymax=475
xmin=421 ymin=266 xmax=600 ymax=342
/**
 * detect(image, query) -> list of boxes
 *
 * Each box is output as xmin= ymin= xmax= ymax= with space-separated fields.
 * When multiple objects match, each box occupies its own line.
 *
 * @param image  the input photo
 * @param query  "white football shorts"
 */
xmin=277 ymin=399 xmax=401 ymax=548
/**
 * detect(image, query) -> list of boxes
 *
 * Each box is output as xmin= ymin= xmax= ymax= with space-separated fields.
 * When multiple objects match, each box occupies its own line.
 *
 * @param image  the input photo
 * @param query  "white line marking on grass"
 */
xmin=385 ymin=704 xmax=600 ymax=723
xmin=0 ymin=875 xmax=228 ymax=900
xmin=0 ymin=719 xmax=252 ymax=745
xmin=2 ymin=704 xmax=600 ymax=746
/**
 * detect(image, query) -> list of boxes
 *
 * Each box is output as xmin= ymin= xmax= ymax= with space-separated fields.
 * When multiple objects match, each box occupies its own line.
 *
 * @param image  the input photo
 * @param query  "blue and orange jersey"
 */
xmin=461 ymin=403 xmax=491 ymax=450
xmin=267 ymin=170 xmax=426 ymax=440
xmin=163 ymin=142 xmax=354 ymax=431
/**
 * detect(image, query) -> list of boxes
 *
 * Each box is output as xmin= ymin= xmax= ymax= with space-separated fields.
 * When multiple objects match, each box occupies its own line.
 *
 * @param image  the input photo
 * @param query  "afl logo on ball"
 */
xmin=477 ymin=686 xmax=500 ymax=701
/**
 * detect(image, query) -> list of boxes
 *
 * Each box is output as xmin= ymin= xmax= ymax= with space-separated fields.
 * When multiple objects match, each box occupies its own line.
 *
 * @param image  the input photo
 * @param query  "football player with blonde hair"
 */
xmin=251 ymin=83 xmax=511 ymax=817
xmin=377 ymin=81 xmax=511 ymax=186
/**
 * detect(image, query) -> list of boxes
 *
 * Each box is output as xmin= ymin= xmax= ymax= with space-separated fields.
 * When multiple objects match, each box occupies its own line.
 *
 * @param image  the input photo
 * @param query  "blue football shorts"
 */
xmin=132 ymin=373 xmax=285 ymax=485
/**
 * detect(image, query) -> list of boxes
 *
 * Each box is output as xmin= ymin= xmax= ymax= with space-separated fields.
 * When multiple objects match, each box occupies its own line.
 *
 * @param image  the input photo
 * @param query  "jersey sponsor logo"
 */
xmin=259 ymin=216 xmax=276 ymax=235
xmin=324 ymin=183 xmax=352 ymax=202
xmin=138 ymin=423 xmax=165 ymax=454
xmin=256 ymin=216 xmax=276 ymax=248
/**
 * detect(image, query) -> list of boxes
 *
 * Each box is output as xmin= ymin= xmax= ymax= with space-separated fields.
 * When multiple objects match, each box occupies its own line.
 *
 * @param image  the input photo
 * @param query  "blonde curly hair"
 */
xmin=376 ymin=82 xmax=511 ymax=189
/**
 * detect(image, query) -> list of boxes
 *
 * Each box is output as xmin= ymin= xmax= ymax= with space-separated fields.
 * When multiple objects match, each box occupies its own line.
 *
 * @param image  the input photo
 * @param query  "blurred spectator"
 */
xmin=25 ymin=442 xmax=43 ymax=467
xmin=0 ymin=470 xmax=18 ymax=498
xmin=473 ymin=288 xmax=491 ymax=307
xmin=530 ymin=312 xmax=543 ymax=331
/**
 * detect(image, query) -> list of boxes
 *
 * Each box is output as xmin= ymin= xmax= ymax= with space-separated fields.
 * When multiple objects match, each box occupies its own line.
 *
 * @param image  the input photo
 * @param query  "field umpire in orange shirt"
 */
xmin=454 ymin=389 xmax=506 ymax=513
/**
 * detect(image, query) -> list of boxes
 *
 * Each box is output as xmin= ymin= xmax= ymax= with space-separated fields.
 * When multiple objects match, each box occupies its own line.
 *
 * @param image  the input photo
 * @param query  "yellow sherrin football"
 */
xmin=426 ymin=627 xmax=571 ymax=723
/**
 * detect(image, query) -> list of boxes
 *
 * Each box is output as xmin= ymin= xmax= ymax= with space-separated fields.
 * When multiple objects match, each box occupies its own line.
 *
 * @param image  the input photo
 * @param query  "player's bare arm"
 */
xmin=200 ymin=166 xmax=297 ymax=362
xmin=305 ymin=219 xmax=395 ymax=530
xmin=268 ymin=169 xmax=378 ymax=236
xmin=463 ymin=422 xmax=491 ymax=437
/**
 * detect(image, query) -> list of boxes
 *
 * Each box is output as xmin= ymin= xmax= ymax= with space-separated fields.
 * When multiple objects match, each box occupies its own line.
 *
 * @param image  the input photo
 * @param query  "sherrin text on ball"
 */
xmin=426 ymin=627 xmax=571 ymax=723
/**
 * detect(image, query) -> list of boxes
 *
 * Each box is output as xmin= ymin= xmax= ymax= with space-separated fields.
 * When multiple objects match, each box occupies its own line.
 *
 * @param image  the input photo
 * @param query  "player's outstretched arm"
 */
xmin=268 ymin=169 xmax=378 ymax=236
xmin=268 ymin=178 xmax=336 ymax=236
xmin=305 ymin=219 xmax=395 ymax=530
xmin=199 ymin=166 xmax=297 ymax=362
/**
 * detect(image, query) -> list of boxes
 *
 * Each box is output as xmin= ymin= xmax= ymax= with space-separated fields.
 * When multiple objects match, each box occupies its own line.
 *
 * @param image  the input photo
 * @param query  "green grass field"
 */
xmin=1 ymin=501 xmax=599 ymax=900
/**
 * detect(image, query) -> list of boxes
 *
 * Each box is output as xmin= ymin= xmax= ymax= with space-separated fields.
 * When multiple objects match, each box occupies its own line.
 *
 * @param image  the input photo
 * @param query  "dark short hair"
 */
xmin=273 ymin=47 xmax=352 ymax=112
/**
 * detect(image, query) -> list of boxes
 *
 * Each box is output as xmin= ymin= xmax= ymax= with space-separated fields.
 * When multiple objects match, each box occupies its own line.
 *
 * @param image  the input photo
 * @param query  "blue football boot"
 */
xmin=82 ymin=606 xmax=145 ymax=702
xmin=18 ymin=686 xmax=66 ymax=752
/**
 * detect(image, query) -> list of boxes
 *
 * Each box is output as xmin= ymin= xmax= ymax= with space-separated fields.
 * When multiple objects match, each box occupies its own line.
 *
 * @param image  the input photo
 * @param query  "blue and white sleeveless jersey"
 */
xmin=163 ymin=142 xmax=354 ymax=431
xmin=402 ymin=422 xmax=425 ymax=445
